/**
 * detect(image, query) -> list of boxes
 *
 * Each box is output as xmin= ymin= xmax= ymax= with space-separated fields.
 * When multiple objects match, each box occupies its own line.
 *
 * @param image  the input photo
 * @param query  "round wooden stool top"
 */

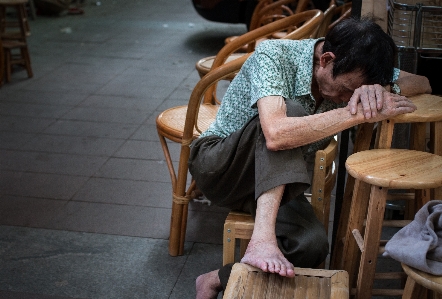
xmin=345 ymin=149 xmax=442 ymax=189
xmin=394 ymin=94 xmax=442 ymax=123
xmin=402 ymin=263 xmax=442 ymax=294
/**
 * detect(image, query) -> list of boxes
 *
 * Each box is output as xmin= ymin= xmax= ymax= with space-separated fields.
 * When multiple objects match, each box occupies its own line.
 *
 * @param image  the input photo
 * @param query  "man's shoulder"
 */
xmin=255 ymin=38 xmax=320 ymax=54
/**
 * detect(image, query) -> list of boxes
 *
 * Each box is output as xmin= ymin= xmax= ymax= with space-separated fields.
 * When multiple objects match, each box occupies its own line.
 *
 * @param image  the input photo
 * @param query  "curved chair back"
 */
xmin=204 ymin=9 xmax=323 ymax=104
xmin=316 ymin=4 xmax=337 ymax=37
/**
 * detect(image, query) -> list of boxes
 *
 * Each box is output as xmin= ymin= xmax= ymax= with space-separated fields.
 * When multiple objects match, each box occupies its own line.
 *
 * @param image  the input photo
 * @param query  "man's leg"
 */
xmin=241 ymin=185 xmax=295 ymax=277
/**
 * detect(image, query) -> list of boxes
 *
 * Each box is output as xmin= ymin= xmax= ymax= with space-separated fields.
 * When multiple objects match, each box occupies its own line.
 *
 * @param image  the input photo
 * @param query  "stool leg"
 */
xmin=331 ymin=123 xmax=375 ymax=271
xmin=402 ymin=276 xmax=426 ymax=299
xmin=355 ymin=185 xmax=389 ymax=299
xmin=341 ymin=179 xmax=371 ymax=289
xmin=5 ymin=48 xmax=11 ymax=83
xmin=21 ymin=46 xmax=33 ymax=78
xmin=431 ymin=121 xmax=442 ymax=200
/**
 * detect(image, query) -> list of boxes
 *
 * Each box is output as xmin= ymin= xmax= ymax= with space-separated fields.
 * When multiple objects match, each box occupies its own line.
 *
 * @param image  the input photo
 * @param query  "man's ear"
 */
xmin=319 ymin=52 xmax=336 ymax=67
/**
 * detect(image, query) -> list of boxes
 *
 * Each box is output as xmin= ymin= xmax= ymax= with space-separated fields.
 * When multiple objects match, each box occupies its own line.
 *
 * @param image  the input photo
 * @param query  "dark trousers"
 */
xmin=188 ymin=100 xmax=329 ymax=288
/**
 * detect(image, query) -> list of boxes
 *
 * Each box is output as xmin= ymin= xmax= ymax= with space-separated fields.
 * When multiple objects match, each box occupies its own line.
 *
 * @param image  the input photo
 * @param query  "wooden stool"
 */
xmin=0 ymin=0 xmax=31 ymax=39
xmin=341 ymin=149 xmax=442 ymax=299
xmin=2 ymin=38 xmax=32 ymax=82
xmin=402 ymin=263 xmax=442 ymax=299
xmin=0 ymin=0 xmax=32 ymax=82
xmin=376 ymin=94 xmax=442 ymax=201
xmin=332 ymin=94 xmax=442 ymax=271
xmin=223 ymin=263 xmax=349 ymax=299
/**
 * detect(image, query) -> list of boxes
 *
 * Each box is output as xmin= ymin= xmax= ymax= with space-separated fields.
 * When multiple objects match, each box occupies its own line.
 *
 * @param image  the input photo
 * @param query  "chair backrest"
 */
xmin=249 ymin=0 xmax=311 ymax=32
xmin=203 ymin=9 xmax=323 ymax=104
xmin=176 ymin=53 xmax=253 ymax=199
xmin=328 ymin=2 xmax=351 ymax=32
xmin=310 ymin=135 xmax=338 ymax=234
xmin=316 ymin=4 xmax=337 ymax=37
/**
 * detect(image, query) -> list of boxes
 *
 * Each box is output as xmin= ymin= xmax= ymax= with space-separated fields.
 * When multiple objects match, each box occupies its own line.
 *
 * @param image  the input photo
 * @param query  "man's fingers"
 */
xmin=348 ymin=93 xmax=359 ymax=114
xmin=375 ymin=85 xmax=384 ymax=110
xmin=367 ymin=85 xmax=378 ymax=118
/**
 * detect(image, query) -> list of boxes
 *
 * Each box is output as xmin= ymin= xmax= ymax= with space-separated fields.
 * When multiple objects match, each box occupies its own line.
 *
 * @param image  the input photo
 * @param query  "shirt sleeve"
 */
xmin=249 ymin=41 xmax=293 ymax=107
xmin=392 ymin=67 xmax=400 ymax=82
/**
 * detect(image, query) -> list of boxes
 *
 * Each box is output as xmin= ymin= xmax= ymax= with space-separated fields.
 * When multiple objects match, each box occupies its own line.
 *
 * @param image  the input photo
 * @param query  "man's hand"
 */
xmin=351 ymin=90 xmax=417 ymax=123
xmin=348 ymin=84 xmax=387 ymax=119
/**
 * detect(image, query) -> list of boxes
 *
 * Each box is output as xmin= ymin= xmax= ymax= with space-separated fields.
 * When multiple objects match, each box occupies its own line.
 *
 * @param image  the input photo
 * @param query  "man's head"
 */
xmin=323 ymin=17 xmax=397 ymax=86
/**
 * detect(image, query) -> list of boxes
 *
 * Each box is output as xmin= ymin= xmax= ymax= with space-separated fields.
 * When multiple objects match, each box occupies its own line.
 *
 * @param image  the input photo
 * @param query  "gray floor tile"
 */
xmin=95 ymin=158 xmax=171 ymax=182
xmin=0 ymin=102 xmax=72 ymax=118
xmin=79 ymin=94 xmax=163 ymax=111
xmin=22 ymin=135 xmax=125 ymax=157
xmin=0 ymin=195 xmax=70 ymax=227
xmin=0 ymin=115 xmax=56 ymax=133
xmin=0 ymin=132 xmax=38 ymax=150
xmin=72 ymin=178 xmax=172 ymax=208
xmin=49 ymin=201 xmax=172 ymax=238
xmin=0 ymin=290 xmax=84 ymax=299
xmin=42 ymin=120 xmax=139 ymax=139
xmin=0 ymin=171 xmax=89 ymax=200
xmin=0 ymin=90 xmax=88 ymax=106
xmin=113 ymin=140 xmax=173 ymax=160
xmin=130 ymin=124 xmax=160 ymax=141
xmin=169 ymin=243 xmax=224 ymax=299
xmin=61 ymin=106 xmax=149 ymax=124
xmin=0 ymin=226 xmax=187 ymax=299
xmin=0 ymin=150 xmax=107 ymax=176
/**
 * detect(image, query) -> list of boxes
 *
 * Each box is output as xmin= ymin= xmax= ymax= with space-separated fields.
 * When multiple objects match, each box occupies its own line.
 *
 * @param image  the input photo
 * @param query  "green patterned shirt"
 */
xmin=200 ymin=38 xmax=400 ymax=154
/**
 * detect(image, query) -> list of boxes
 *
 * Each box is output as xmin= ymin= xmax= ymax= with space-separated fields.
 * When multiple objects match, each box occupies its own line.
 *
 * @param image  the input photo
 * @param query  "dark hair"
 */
xmin=323 ymin=17 xmax=397 ymax=86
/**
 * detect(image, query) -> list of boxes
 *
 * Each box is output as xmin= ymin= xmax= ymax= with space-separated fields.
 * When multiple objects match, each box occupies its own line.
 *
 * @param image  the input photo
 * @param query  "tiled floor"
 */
xmin=0 ymin=1 xmax=247 ymax=298
xmin=0 ymin=1 xmax=409 ymax=299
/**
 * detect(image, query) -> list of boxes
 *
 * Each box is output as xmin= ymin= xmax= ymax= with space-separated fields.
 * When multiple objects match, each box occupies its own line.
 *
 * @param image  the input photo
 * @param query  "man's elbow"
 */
xmin=424 ymin=78 xmax=432 ymax=94
xmin=264 ymin=127 xmax=293 ymax=151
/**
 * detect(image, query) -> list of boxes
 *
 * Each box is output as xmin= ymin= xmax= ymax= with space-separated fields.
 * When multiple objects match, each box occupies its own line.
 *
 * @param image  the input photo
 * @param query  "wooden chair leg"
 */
xmin=168 ymin=200 xmax=187 ymax=256
xmin=223 ymin=222 xmax=236 ymax=265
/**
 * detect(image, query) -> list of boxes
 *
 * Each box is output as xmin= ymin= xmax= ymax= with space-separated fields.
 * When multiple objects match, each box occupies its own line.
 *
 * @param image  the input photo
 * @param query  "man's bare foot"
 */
xmin=240 ymin=239 xmax=295 ymax=277
xmin=196 ymin=269 xmax=223 ymax=299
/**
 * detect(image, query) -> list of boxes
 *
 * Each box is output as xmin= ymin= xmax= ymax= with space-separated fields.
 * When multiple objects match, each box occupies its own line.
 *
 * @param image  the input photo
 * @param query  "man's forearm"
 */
xmin=395 ymin=72 xmax=432 ymax=96
xmin=261 ymin=104 xmax=364 ymax=151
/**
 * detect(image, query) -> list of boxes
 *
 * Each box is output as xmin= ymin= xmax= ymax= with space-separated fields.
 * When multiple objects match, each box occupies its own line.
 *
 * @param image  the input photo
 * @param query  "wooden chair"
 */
xmin=156 ymin=51 xmax=253 ymax=256
xmin=223 ymin=263 xmax=349 ymax=299
xmin=402 ymin=263 xmax=442 ymax=299
xmin=195 ymin=9 xmax=324 ymax=89
xmin=339 ymin=149 xmax=442 ymax=299
xmin=223 ymin=135 xmax=338 ymax=267
xmin=315 ymin=4 xmax=337 ymax=38
xmin=223 ymin=0 xmax=312 ymax=52
xmin=316 ymin=2 xmax=351 ymax=38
